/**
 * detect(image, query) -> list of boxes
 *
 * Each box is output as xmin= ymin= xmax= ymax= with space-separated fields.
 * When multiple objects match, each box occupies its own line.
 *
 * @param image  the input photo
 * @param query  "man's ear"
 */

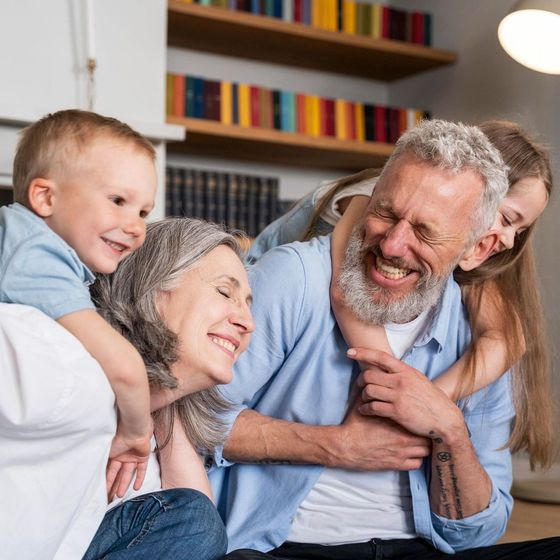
xmin=458 ymin=231 xmax=500 ymax=272
xmin=28 ymin=178 xmax=57 ymax=217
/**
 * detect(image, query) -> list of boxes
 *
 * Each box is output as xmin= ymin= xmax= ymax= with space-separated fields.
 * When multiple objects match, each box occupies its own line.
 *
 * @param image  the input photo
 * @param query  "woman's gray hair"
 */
xmin=90 ymin=217 xmax=244 ymax=454
xmin=382 ymin=119 xmax=509 ymax=243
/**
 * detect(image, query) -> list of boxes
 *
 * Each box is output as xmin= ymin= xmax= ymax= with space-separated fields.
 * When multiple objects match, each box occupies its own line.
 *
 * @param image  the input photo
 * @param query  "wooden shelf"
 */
xmin=166 ymin=116 xmax=394 ymax=171
xmin=167 ymin=2 xmax=457 ymax=81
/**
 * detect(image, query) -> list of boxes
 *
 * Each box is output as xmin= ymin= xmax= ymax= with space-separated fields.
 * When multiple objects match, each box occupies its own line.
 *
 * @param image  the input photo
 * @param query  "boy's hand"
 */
xmin=106 ymin=430 xmax=152 ymax=501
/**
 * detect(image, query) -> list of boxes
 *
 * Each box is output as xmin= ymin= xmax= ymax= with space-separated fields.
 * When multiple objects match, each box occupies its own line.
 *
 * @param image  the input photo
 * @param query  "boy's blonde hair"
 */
xmin=12 ymin=109 xmax=156 ymax=206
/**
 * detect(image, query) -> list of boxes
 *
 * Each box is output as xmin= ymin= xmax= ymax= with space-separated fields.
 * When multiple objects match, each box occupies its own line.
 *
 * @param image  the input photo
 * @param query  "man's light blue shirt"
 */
xmin=210 ymin=235 xmax=514 ymax=554
xmin=0 ymin=203 xmax=95 ymax=319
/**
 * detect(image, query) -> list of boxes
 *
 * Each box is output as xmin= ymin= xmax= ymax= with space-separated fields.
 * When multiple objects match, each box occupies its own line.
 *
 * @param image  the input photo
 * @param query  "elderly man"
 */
xmin=210 ymin=121 xmax=559 ymax=559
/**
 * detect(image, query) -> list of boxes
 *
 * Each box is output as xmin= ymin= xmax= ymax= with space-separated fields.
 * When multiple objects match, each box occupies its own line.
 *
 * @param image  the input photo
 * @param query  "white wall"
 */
xmin=0 ymin=0 xmax=180 ymax=219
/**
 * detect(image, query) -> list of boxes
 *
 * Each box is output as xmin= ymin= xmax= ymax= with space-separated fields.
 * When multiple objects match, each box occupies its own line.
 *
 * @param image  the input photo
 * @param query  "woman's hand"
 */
xmin=106 ymin=428 xmax=152 ymax=501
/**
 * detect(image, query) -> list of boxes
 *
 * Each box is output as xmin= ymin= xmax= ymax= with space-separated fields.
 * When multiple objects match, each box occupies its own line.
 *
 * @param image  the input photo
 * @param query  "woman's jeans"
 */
xmin=83 ymin=488 xmax=227 ymax=560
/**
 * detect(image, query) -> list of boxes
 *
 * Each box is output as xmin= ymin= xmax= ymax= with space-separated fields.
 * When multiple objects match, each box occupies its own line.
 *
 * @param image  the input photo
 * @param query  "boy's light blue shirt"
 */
xmin=0 ymin=203 xmax=95 ymax=319
xmin=210 ymin=236 xmax=514 ymax=554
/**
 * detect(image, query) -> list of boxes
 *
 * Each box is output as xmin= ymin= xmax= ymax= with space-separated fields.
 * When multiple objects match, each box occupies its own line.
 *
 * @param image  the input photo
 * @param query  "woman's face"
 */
xmin=158 ymin=245 xmax=255 ymax=393
xmin=489 ymin=176 xmax=549 ymax=256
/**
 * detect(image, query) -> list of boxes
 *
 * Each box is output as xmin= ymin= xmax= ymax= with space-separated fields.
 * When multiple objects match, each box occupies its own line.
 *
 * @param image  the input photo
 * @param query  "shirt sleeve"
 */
xmin=247 ymin=193 xmax=317 ymax=263
xmin=214 ymin=243 xmax=309 ymax=465
xmin=429 ymin=374 xmax=515 ymax=550
xmin=0 ymin=233 xmax=94 ymax=320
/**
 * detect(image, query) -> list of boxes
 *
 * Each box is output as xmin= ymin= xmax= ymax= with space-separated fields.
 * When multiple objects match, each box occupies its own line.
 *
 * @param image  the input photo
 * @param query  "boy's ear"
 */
xmin=458 ymin=231 xmax=500 ymax=272
xmin=28 ymin=178 xmax=57 ymax=218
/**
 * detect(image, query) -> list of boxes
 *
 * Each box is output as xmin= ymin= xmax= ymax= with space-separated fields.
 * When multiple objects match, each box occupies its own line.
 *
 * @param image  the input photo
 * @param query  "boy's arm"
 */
xmin=434 ymin=282 xmax=525 ymax=401
xmin=58 ymin=309 xmax=152 ymax=439
xmin=155 ymin=410 xmax=213 ymax=500
xmin=59 ymin=309 xmax=152 ymax=496
xmin=331 ymin=195 xmax=392 ymax=359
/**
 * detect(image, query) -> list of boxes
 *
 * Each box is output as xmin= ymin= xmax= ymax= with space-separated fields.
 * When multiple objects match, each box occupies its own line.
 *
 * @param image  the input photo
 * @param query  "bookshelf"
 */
xmin=167 ymin=116 xmax=393 ymax=170
xmin=167 ymin=2 xmax=457 ymax=81
xmin=166 ymin=1 xmax=457 ymax=173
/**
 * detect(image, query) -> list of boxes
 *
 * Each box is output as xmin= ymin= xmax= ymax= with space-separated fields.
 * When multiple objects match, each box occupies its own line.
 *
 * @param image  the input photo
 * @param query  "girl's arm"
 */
xmin=331 ymin=195 xmax=392 ymax=359
xmin=155 ymin=410 xmax=213 ymax=500
xmin=434 ymin=281 xmax=526 ymax=401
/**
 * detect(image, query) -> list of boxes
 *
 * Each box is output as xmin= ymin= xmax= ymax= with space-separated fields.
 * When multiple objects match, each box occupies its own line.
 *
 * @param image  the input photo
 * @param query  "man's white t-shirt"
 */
xmin=288 ymin=310 xmax=430 ymax=545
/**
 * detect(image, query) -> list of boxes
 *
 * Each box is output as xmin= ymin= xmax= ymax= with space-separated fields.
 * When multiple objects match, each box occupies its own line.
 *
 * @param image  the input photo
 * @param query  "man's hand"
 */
xmin=348 ymin=347 xmax=465 ymax=440
xmin=334 ymin=400 xmax=431 ymax=471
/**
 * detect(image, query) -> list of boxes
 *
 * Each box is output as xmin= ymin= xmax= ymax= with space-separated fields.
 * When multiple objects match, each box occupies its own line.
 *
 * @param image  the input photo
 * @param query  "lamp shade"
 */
xmin=498 ymin=0 xmax=560 ymax=73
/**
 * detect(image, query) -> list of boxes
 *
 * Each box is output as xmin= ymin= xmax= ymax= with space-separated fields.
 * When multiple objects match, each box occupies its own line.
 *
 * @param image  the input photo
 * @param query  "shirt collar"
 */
xmin=412 ymin=275 xmax=462 ymax=353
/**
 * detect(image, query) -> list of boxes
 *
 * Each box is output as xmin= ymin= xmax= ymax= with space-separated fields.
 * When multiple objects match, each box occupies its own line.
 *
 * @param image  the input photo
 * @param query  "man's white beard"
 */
xmin=337 ymin=227 xmax=455 ymax=325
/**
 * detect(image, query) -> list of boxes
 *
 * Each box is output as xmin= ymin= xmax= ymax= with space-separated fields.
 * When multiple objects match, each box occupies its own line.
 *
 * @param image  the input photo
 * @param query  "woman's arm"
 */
xmin=433 ymin=282 xmax=526 ymax=401
xmin=331 ymin=195 xmax=392 ymax=360
xmin=155 ymin=410 xmax=213 ymax=500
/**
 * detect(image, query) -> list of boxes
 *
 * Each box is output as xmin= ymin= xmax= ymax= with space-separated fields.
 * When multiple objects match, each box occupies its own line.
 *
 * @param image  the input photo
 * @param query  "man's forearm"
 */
xmin=223 ymin=408 xmax=430 ymax=471
xmin=429 ymin=424 xmax=492 ymax=519
xmin=223 ymin=410 xmax=340 ymax=466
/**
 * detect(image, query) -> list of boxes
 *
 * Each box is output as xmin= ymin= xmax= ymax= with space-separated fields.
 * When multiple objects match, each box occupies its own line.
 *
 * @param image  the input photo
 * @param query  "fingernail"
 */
xmin=347 ymin=348 xmax=356 ymax=356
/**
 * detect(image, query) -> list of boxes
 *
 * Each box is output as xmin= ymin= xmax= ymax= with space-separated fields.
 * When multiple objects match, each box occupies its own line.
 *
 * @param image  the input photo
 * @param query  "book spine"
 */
xmin=216 ymin=171 xmax=227 ymax=225
xmin=165 ymin=166 xmax=173 ymax=216
xmin=302 ymin=0 xmax=311 ymax=25
xmin=374 ymin=105 xmax=386 ymax=143
xmin=250 ymin=85 xmax=260 ymax=127
xmin=335 ymin=98 xmax=346 ymax=140
xmin=226 ymin=173 xmax=238 ymax=229
xmin=221 ymin=80 xmax=232 ymax=124
xmin=267 ymin=177 xmax=279 ymax=223
xmin=355 ymin=101 xmax=365 ymax=141
xmin=183 ymin=168 xmax=195 ymax=217
xmin=237 ymin=175 xmax=248 ymax=233
xmin=324 ymin=98 xmax=335 ymax=137
xmin=273 ymin=90 xmax=282 ymax=130
xmin=171 ymin=167 xmax=183 ymax=215
xmin=364 ymin=103 xmax=374 ymax=141
xmin=256 ymin=176 xmax=268 ymax=233
xmin=192 ymin=169 xmax=205 ymax=219
xmin=193 ymin=77 xmax=205 ymax=118
xmin=173 ymin=74 xmax=185 ymax=117
xmin=232 ymin=82 xmax=239 ymax=125
xmin=294 ymin=0 xmax=302 ymax=22
xmin=247 ymin=175 xmax=258 ymax=237
xmin=346 ymin=101 xmax=356 ymax=140
xmin=424 ymin=13 xmax=432 ymax=46
xmin=296 ymin=93 xmax=306 ymax=134
xmin=205 ymin=171 xmax=218 ymax=222
xmin=283 ymin=0 xmax=293 ymax=21
xmin=381 ymin=5 xmax=390 ymax=39
xmin=238 ymin=83 xmax=251 ymax=127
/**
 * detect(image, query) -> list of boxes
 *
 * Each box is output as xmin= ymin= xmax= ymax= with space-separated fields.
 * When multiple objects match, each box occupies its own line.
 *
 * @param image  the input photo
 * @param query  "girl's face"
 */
xmin=157 ymin=245 xmax=255 ymax=394
xmin=489 ymin=176 xmax=549 ymax=256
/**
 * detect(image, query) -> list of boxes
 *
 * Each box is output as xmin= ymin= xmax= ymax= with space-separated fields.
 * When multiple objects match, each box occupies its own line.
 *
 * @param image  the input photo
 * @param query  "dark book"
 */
xmin=215 ymin=172 xmax=227 ymax=225
xmin=183 ymin=168 xmax=195 ymax=217
xmin=250 ymin=86 xmax=260 ymax=127
xmin=389 ymin=107 xmax=400 ymax=144
xmin=375 ymin=105 xmax=386 ymax=143
xmin=381 ymin=5 xmax=390 ymax=39
xmin=185 ymin=76 xmax=196 ymax=117
xmin=267 ymin=177 xmax=279 ymax=224
xmin=256 ymin=176 xmax=268 ymax=233
xmin=424 ymin=13 xmax=432 ymax=46
xmin=362 ymin=3 xmax=371 ymax=36
xmin=294 ymin=0 xmax=302 ymax=22
xmin=337 ymin=0 xmax=343 ymax=31
xmin=411 ymin=12 xmax=424 ymax=45
xmin=204 ymin=79 xmax=221 ymax=121
xmin=232 ymin=82 xmax=239 ymax=125
xmin=364 ymin=103 xmax=375 ymax=141
xmin=192 ymin=169 xmax=205 ymax=219
xmin=246 ymin=175 xmax=258 ymax=237
xmin=226 ymin=173 xmax=239 ymax=229
xmin=273 ymin=0 xmax=282 ymax=18
xmin=324 ymin=98 xmax=335 ymax=137
xmin=193 ymin=77 xmax=205 ymax=118
xmin=237 ymin=174 xmax=249 ymax=234
xmin=250 ymin=0 xmax=259 ymax=13
xmin=170 ymin=167 xmax=184 ymax=216
xmin=205 ymin=171 xmax=218 ymax=222
xmin=302 ymin=0 xmax=311 ymax=25
xmin=272 ymin=90 xmax=282 ymax=130
xmin=165 ymin=166 xmax=173 ymax=216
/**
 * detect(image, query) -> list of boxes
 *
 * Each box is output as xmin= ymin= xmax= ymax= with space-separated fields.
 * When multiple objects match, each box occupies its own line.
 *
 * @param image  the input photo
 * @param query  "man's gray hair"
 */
xmin=91 ymin=217 xmax=244 ymax=454
xmin=382 ymin=119 xmax=509 ymax=242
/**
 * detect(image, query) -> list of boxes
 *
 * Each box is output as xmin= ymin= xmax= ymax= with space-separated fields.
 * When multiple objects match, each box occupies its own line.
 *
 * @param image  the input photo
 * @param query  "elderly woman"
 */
xmin=0 ymin=218 xmax=254 ymax=560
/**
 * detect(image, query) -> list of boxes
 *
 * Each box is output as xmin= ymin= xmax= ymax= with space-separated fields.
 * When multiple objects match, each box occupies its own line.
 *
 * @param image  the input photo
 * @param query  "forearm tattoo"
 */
xmin=433 ymin=442 xmax=464 ymax=519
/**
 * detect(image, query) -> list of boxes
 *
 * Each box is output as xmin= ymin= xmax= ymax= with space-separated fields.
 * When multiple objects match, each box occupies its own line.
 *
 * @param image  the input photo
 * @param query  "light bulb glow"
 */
xmin=498 ymin=9 xmax=560 ymax=73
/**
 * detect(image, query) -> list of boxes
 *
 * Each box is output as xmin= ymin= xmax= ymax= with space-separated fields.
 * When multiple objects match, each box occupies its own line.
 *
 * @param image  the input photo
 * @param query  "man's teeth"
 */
xmin=211 ymin=336 xmax=236 ymax=353
xmin=376 ymin=256 xmax=410 ymax=280
xmin=104 ymin=239 xmax=126 ymax=252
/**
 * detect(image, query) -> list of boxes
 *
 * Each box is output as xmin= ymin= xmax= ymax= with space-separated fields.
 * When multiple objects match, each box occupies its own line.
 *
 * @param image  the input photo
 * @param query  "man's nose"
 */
xmin=379 ymin=220 xmax=412 ymax=258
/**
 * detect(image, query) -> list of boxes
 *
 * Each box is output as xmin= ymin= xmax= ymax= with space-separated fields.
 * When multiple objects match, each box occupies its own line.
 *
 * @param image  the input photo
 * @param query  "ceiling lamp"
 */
xmin=498 ymin=0 xmax=560 ymax=73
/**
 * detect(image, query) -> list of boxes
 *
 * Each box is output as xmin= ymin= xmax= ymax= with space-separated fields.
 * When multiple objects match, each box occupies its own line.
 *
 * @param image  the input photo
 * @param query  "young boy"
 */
xmin=0 ymin=109 xmax=157 ymax=496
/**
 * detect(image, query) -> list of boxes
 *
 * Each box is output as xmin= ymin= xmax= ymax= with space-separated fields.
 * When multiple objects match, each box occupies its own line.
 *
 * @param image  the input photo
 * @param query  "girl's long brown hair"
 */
xmin=302 ymin=121 xmax=556 ymax=469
